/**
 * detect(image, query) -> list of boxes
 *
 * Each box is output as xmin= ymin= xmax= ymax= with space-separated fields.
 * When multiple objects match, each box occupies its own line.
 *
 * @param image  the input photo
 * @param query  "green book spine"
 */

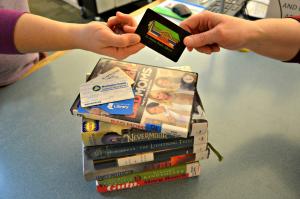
xmin=98 ymin=162 xmax=199 ymax=186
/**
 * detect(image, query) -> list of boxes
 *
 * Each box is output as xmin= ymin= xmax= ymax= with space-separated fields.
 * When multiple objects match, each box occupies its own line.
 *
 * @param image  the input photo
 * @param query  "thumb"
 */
xmin=110 ymin=33 xmax=141 ymax=47
xmin=184 ymin=29 xmax=217 ymax=48
xmin=123 ymin=25 xmax=136 ymax=33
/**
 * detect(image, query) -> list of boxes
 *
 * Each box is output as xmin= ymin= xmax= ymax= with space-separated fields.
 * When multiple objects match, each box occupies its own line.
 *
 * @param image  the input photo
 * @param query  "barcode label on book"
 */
xmin=186 ymin=162 xmax=200 ymax=177
xmin=117 ymin=153 xmax=154 ymax=166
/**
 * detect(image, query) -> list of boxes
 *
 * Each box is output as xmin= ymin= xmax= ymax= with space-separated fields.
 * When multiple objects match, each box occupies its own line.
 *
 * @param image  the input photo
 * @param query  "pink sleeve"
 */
xmin=0 ymin=9 xmax=25 ymax=54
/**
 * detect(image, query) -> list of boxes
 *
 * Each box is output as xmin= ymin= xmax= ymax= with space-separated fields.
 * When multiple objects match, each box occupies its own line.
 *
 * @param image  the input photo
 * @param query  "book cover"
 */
xmin=96 ymin=171 xmax=200 ymax=192
xmin=96 ymin=161 xmax=200 ymax=186
xmin=71 ymin=58 xmax=198 ymax=138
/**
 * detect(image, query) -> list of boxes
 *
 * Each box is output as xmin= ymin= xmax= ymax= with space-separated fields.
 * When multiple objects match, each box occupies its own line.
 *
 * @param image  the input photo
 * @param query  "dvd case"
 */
xmin=71 ymin=58 xmax=198 ymax=138
xmin=81 ymin=90 xmax=208 ymax=146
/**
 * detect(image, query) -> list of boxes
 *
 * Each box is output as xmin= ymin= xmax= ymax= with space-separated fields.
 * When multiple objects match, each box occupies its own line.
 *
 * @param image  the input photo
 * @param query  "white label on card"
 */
xmin=80 ymin=77 xmax=134 ymax=107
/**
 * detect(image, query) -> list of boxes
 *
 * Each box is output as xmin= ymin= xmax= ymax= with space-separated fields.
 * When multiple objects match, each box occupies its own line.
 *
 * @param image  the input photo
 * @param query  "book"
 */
xmin=81 ymin=90 xmax=208 ymax=146
xmin=90 ymin=146 xmax=207 ymax=170
xmin=96 ymin=171 xmax=200 ymax=192
xmin=71 ymin=58 xmax=198 ymax=138
xmin=84 ymin=135 xmax=207 ymax=160
xmin=96 ymin=161 xmax=200 ymax=186
xmin=83 ymin=146 xmax=209 ymax=181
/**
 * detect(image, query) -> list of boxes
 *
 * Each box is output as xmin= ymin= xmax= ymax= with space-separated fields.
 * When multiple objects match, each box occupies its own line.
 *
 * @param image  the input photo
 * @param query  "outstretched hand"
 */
xmin=180 ymin=11 xmax=257 ymax=54
xmin=77 ymin=12 xmax=144 ymax=59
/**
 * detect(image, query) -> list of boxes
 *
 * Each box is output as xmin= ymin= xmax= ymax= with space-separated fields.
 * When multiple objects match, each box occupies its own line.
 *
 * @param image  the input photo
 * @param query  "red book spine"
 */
xmin=96 ymin=173 xmax=196 ymax=193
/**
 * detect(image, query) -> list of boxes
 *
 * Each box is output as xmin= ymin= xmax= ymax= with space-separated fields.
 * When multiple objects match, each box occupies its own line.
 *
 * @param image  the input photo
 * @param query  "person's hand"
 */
xmin=107 ymin=11 xmax=138 ymax=34
xmin=75 ymin=12 xmax=144 ymax=59
xmin=180 ymin=11 xmax=259 ymax=54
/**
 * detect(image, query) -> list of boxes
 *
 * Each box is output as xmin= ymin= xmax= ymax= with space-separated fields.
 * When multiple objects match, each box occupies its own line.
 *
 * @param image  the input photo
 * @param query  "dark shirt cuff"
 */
xmin=0 ymin=9 xmax=25 ymax=54
xmin=285 ymin=16 xmax=300 ymax=63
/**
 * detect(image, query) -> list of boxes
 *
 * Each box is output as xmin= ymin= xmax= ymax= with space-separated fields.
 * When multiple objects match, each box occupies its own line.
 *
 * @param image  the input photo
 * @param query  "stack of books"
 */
xmin=70 ymin=58 xmax=210 ymax=192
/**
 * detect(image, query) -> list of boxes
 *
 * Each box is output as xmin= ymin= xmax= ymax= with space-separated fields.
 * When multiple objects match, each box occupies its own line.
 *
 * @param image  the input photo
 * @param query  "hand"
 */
xmin=107 ymin=11 xmax=138 ymax=34
xmin=76 ymin=12 xmax=144 ymax=59
xmin=180 ymin=11 xmax=258 ymax=54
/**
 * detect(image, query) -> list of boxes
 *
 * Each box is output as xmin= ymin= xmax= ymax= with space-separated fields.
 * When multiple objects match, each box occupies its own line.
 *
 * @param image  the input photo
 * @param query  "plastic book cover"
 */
xmin=71 ymin=58 xmax=198 ymax=138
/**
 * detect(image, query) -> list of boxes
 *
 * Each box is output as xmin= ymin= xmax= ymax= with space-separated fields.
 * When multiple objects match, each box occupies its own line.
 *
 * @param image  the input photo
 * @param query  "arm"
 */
xmin=1 ymin=10 xmax=143 ymax=59
xmin=180 ymin=11 xmax=300 ymax=61
xmin=246 ymin=18 xmax=300 ymax=61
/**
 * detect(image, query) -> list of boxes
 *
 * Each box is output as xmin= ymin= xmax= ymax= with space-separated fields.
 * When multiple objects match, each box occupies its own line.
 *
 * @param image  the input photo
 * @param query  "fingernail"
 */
xmin=184 ymin=37 xmax=192 ymax=46
xmin=117 ymin=11 xmax=123 ymax=16
xmin=130 ymin=35 xmax=140 ymax=44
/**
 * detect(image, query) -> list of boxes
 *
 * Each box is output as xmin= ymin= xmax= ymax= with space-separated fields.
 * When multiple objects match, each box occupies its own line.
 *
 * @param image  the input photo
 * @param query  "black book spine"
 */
xmin=85 ymin=137 xmax=195 ymax=160
xmin=93 ymin=147 xmax=194 ymax=170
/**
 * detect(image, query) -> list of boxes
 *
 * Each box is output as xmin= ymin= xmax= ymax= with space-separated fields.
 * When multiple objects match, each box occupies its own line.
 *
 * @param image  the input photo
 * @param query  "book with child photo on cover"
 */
xmin=70 ymin=58 xmax=198 ymax=138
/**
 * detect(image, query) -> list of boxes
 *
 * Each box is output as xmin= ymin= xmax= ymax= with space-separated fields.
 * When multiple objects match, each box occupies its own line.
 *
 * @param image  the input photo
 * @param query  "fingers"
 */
xmin=116 ymin=43 xmax=145 ymax=59
xmin=194 ymin=44 xmax=220 ymax=54
xmin=183 ymin=28 xmax=217 ymax=48
xmin=116 ymin=11 xmax=137 ymax=27
xmin=180 ymin=11 xmax=214 ymax=33
xmin=102 ymin=43 xmax=145 ymax=60
xmin=108 ymin=33 xmax=141 ymax=47
xmin=123 ymin=25 xmax=136 ymax=33
xmin=107 ymin=11 xmax=137 ymax=29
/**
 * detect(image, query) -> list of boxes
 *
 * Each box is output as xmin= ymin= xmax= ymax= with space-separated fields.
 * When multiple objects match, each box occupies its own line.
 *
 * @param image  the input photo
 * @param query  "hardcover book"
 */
xmin=84 ymin=137 xmax=207 ymax=160
xmin=71 ymin=58 xmax=198 ymax=138
xmin=96 ymin=171 xmax=200 ymax=192
xmin=96 ymin=161 xmax=200 ymax=186
xmin=83 ymin=147 xmax=209 ymax=181
xmin=90 ymin=146 xmax=208 ymax=171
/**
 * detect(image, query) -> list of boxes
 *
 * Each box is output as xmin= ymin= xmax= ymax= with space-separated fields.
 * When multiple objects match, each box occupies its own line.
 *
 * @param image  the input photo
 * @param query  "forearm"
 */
xmin=245 ymin=18 xmax=300 ymax=61
xmin=14 ymin=13 xmax=83 ymax=53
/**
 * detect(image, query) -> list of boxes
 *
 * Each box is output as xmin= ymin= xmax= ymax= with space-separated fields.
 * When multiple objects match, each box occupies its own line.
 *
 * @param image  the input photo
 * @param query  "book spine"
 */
xmin=96 ymin=158 xmax=194 ymax=181
xmin=91 ymin=153 xmax=198 ymax=181
xmin=97 ymin=162 xmax=200 ymax=186
xmin=81 ymin=118 xmax=179 ymax=147
xmin=78 ymin=111 xmax=146 ymax=131
xmin=93 ymin=147 xmax=196 ymax=170
xmin=190 ymin=122 xmax=208 ymax=137
xmin=85 ymin=137 xmax=197 ymax=160
xmin=76 ymin=110 xmax=192 ymax=138
xmin=96 ymin=164 xmax=200 ymax=192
